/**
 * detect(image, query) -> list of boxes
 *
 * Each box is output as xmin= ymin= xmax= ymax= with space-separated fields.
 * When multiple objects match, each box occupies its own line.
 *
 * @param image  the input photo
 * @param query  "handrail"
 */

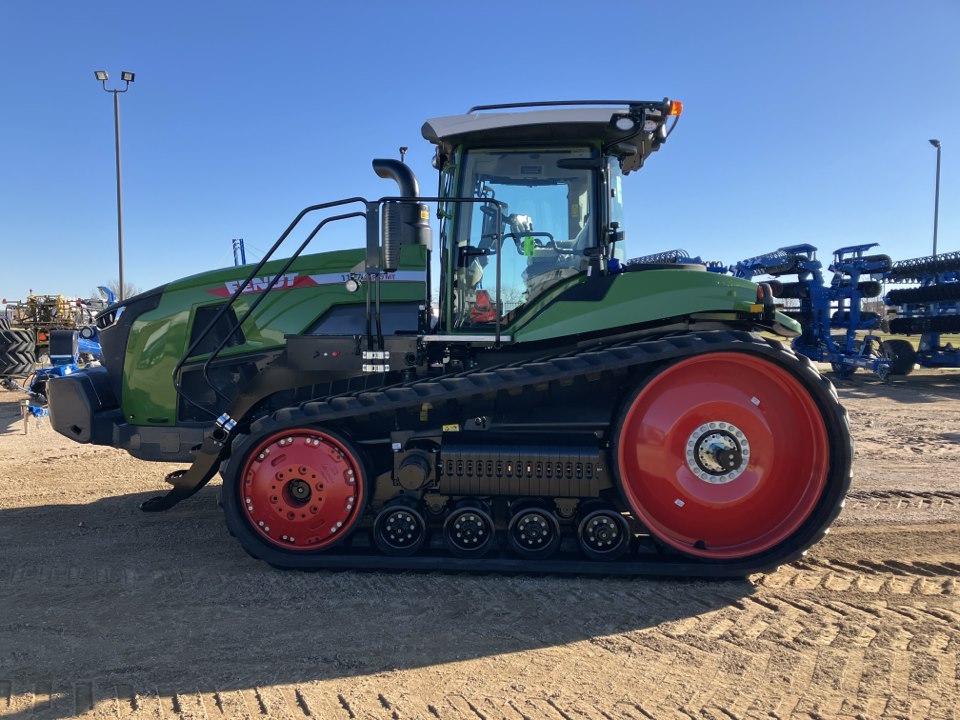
xmin=172 ymin=197 xmax=367 ymax=417
xmin=173 ymin=195 xmax=506 ymax=421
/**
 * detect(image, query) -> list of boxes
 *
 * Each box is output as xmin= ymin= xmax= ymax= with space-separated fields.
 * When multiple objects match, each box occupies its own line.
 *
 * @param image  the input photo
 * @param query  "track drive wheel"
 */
xmin=615 ymin=349 xmax=847 ymax=566
xmin=221 ymin=427 xmax=366 ymax=565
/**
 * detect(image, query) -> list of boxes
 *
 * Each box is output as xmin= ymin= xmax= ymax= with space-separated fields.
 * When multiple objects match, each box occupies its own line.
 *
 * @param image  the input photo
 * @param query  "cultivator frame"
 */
xmin=732 ymin=244 xmax=893 ymax=379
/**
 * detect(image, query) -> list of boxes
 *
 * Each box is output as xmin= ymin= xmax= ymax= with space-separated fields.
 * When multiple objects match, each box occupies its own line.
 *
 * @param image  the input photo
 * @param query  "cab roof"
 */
xmin=421 ymin=99 xmax=679 ymax=172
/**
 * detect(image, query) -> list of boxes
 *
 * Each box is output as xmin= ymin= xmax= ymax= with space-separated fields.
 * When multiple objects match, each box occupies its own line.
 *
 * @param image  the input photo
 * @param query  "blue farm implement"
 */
xmin=1 ymin=328 xmax=103 ymax=410
xmin=731 ymin=244 xmax=894 ymax=379
xmin=883 ymin=250 xmax=960 ymax=370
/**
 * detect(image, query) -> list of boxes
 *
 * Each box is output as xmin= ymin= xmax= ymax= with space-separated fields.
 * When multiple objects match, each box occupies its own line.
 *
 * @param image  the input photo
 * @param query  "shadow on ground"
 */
xmin=832 ymin=368 xmax=960 ymax=403
xmin=0 ymin=486 xmax=754 ymax=717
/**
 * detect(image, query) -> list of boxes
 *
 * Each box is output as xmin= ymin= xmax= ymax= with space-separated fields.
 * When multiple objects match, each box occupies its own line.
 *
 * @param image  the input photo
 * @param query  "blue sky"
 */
xmin=1 ymin=1 xmax=956 ymax=302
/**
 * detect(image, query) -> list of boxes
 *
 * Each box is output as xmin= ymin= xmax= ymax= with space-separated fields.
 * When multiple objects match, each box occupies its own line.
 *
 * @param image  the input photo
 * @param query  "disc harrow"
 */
xmin=886 ymin=251 xmax=960 ymax=282
xmin=883 ymin=249 xmax=960 ymax=370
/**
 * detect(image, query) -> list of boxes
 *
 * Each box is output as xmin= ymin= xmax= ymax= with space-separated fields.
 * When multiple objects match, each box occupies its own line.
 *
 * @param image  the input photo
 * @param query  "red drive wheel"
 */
xmin=615 ymin=352 xmax=830 ymax=561
xmin=238 ymin=428 xmax=365 ymax=551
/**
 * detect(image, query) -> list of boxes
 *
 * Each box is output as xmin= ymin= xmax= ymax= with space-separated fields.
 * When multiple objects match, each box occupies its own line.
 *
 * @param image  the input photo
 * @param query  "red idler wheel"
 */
xmin=614 ymin=351 xmax=829 ymax=560
xmin=239 ymin=428 xmax=365 ymax=551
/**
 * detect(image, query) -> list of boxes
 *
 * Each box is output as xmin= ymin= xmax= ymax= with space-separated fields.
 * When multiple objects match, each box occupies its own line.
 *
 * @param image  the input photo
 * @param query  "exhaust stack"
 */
xmin=373 ymin=159 xmax=430 ymax=272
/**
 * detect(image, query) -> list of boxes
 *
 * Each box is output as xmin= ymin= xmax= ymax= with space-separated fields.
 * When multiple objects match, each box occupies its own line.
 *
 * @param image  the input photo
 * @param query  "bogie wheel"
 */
xmin=221 ymin=427 xmax=367 ymax=564
xmin=879 ymin=339 xmax=916 ymax=376
xmin=507 ymin=502 xmax=561 ymax=560
xmin=372 ymin=498 xmax=428 ymax=556
xmin=577 ymin=504 xmax=631 ymax=561
xmin=614 ymin=349 xmax=849 ymax=565
xmin=443 ymin=502 xmax=496 ymax=558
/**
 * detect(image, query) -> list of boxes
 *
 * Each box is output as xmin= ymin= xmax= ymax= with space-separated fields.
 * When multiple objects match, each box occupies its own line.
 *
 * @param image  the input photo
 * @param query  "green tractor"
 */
xmin=48 ymin=99 xmax=851 ymax=575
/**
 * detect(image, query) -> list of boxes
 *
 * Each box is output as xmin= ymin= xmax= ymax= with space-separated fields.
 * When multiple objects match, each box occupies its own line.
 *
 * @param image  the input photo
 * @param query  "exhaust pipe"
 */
xmin=372 ymin=159 xmax=430 ymax=272
xmin=373 ymin=158 xmax=420 ymax=198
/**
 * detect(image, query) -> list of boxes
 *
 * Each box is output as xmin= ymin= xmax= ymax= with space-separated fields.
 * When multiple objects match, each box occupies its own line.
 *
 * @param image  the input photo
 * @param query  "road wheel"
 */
xmin=507 ymin=502 xmax=561 ymax=560
xmin=614 ymin=350 xmax=846 ymax=565
xmin=221 ymin=426 xmax=366 ymax=565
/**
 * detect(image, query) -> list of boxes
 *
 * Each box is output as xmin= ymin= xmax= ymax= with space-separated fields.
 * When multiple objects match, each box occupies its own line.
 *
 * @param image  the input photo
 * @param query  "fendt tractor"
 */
xmin=48 ymin=99 xmax=852 ymax=576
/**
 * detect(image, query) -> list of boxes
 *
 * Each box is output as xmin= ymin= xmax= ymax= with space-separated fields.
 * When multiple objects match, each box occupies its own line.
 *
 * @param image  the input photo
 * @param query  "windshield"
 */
xmin=452 ymin=147 xmax=595 ymax=327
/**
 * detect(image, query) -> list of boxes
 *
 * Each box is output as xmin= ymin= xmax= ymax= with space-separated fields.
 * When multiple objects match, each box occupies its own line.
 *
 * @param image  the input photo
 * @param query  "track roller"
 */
xmin=507 ymin=501 xmax=561 ymax=560
xmin=372 ymin=497 xmax=428 ymax=556
xmin=443 ymin=501 xmax=496 ymax=558
xmin=576 ymin=502 xmax=631 ymax=561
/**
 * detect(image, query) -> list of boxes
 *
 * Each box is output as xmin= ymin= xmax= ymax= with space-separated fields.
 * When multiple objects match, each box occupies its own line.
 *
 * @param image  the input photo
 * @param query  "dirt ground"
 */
xmin=0 ymin=368 xmax=958 ymax=720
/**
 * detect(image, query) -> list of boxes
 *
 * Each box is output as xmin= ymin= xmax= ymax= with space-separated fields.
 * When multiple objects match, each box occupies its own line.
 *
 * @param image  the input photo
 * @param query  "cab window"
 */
xmin=452 ymin=148 xmax=595 ymax=326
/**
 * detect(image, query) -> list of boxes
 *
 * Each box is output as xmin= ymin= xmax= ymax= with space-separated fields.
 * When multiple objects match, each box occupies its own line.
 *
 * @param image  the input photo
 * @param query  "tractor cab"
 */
xmin=422 ymin=100 xmax=682 ymax=332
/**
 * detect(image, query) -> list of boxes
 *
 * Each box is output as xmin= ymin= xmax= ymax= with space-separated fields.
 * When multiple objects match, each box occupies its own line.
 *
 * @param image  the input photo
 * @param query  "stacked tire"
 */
xmin=0 ymin=328 xmax=36 ymax=377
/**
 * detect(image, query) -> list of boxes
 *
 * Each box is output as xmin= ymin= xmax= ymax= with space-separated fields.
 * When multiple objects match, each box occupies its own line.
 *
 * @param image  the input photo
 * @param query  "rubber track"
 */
xmin=226 ymin=330 xmax=852 ymax=577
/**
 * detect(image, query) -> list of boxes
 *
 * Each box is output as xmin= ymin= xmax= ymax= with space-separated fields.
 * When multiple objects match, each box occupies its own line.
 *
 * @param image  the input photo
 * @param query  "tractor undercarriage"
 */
xmin=203 ymin=330 xmax=851 ymax=577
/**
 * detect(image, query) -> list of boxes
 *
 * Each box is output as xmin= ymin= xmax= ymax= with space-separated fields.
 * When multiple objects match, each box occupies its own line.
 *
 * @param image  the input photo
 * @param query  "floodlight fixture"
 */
xmin=94 ymin=70 xmax=108 ymax=81
xmin=120 ymin=71 xmax=135 ymax=83
xmin=930 ymin=139 xmax=941 ymax=149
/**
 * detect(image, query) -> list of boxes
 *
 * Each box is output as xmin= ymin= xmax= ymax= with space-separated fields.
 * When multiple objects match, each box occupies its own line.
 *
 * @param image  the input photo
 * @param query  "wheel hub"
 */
xmin=444 ymin=505 xmax=495 ymax=557
xmin=577 ymin=509 xmax=629 ymax=560
xmin=287 ymin=478 xmax=312 ymax=502
xmin=381 ymin=509 xmax=421 ymax=548
xmin=685 ymin=422 xmax=750 ymax=484
xmin=583 ymin=515 xmax=620 ymax=550
xmin=514 ymin=513 xmax=549 ymax=547
xmin=451 ymin=512 xmax=486 ymax=546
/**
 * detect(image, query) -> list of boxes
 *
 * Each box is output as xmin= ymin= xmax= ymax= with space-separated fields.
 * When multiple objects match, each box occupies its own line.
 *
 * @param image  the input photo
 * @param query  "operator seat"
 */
xmin=521 ymin=214 xmax=591 ymax=297
xmin=570 ymin=213 xmax=592 ymax=257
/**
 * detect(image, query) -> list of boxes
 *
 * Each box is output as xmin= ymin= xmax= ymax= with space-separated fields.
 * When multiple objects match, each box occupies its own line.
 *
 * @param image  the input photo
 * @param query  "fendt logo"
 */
xmin=208 ymin=273 xmax=313 ymax=297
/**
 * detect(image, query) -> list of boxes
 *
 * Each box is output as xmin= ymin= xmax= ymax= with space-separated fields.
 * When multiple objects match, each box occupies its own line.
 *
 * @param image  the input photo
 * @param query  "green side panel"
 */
xmin=120 ymin=245 xmax=427 ymax=425
xmin=511 ymin=269 xmax=762 ymax=342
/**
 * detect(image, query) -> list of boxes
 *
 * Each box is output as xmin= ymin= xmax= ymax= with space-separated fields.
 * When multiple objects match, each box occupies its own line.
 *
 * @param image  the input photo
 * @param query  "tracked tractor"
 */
xmin=48 ymin=99 xmax=852 ymax=576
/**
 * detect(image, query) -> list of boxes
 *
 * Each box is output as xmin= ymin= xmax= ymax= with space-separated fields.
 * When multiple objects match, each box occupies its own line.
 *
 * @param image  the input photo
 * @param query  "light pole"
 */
xmin=929 ymin=139 xmax=941 ymax=258
xmin=94 ymin=70 xmax=135 ymax=301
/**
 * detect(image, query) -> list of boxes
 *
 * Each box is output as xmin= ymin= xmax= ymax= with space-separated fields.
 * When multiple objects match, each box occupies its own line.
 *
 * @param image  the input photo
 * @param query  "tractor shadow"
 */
xmin=0 ymin=485 xmax=755 ymax=716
